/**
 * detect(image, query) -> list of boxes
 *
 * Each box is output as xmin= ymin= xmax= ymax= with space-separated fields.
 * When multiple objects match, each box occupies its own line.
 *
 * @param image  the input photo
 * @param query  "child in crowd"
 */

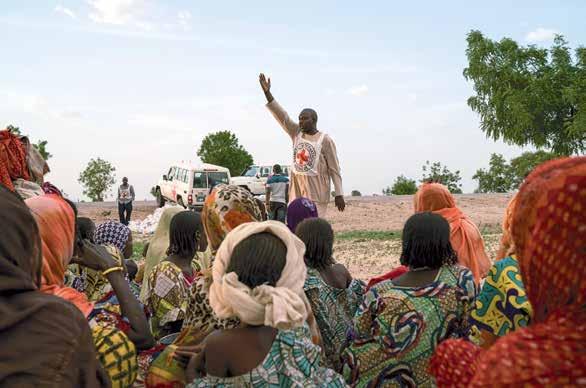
xmin=186 ymin=221 xmax=346 ymax=387
xmin=296 ymin=218 xmax=365 ymax=370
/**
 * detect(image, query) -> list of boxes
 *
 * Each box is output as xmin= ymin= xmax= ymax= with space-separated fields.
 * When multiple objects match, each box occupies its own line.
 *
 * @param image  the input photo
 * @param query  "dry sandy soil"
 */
xmin=78 ymin=193 xmax=512 ymax=281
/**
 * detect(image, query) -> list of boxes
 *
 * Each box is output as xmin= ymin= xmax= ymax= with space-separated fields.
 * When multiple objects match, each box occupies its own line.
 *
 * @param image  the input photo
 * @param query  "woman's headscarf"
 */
xmin=0 ymin=187 xmax=109 ymax=387
xmin=495 ymin=194 xmax=518 ymax=261
xmin=139 ymin=206 xmax=184 ymax=301
xmin=414 ymin=183 xmax=490 ymax=284
xmin=209 ymin=221 xmax=308 ymax=329
xmin=430 ymin=156 xmax=586 ymax=387
xmin=25 ymin=194 xmax=94 ymax=317
xmin=286 ymin=197 xmax=318 ymax=233
xmin=202 ymin=184 xmax=263 ymax=255
xmin=94 ymin=220 xmax=131 ymax=253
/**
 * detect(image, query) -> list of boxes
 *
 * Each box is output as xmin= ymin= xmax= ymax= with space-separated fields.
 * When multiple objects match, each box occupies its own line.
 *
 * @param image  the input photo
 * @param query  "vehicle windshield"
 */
xmin=242 ymin=166 xmax=259 ymax=177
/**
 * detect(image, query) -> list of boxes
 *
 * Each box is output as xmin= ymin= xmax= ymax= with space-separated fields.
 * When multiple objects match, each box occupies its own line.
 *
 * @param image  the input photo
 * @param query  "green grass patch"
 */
xmin=131 ymin=241 xmax=146 ymax=260
xmin=336 ymin=230 xmax=402 ymax=241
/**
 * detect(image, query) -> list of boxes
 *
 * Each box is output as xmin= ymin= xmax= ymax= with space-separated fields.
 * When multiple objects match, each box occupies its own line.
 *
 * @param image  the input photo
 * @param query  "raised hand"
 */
xmin=259 ymin=73 xmax=271 ymax=93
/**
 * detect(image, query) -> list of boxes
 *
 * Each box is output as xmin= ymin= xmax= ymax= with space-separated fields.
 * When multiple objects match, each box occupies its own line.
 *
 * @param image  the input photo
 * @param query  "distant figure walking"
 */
xmin=265 ymin=164 xmax=289 ymax=223
xmin=117 ymin=177 xmax=135 ymax=225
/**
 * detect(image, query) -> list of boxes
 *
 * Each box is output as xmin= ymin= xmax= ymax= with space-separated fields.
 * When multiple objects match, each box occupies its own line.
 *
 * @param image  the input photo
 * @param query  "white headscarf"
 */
xmin=209 ymin=221 xmax=308 ymax=330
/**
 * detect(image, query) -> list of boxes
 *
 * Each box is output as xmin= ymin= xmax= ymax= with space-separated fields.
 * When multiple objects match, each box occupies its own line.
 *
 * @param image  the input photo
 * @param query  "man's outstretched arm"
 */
xmin=260 ymin=73 xmax=299 ymax=139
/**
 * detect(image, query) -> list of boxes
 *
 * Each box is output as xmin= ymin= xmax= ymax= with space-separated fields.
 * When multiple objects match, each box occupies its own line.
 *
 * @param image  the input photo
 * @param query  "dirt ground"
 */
xmin=78 ymin=193 xmax=512 ymax=281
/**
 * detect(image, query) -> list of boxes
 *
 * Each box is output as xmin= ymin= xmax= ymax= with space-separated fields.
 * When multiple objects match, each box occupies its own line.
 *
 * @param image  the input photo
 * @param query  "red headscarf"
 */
xmin=430 ymin=156 xmax=586 ymax=387
xmin=26 ymin=195 xmax=94 ymax=317
xmin=414 ymin=183 xmax=490 ymax=284
xmin=0 ymin=129 xmax=30 ymax=191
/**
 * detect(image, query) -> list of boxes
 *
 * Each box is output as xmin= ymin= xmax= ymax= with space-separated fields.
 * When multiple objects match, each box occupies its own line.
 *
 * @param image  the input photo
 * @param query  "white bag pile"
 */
xmin=129 ymin=205 xmax=182 ymax=235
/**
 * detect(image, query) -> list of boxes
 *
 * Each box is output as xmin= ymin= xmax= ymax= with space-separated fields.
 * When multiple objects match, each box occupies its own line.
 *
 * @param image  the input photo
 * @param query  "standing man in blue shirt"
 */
xmin=265 ymin=164 xmax=289 ymax=223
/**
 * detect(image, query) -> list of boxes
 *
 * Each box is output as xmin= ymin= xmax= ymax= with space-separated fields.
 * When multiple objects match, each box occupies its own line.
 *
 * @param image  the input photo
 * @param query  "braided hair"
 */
xmin=166 ymin=211 xmax=204 ymax=258
xmin=400 ymin=212 xmax=458 ymax=269
xmin=295 ymin=218 xmax=334 ymax=270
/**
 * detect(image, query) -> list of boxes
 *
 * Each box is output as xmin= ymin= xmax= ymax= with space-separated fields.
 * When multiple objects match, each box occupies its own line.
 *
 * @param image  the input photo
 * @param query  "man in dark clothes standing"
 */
xmin=117 ymin=177 xmax=135 ymax=225
xmin=265 ymin=164 xmax=289 ymax=223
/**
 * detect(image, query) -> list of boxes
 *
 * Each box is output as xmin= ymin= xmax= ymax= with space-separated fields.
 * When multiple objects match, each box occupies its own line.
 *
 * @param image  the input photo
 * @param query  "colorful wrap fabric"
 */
xmin=430 ymin=156 xmax=586 ymax=387
xmin=286 ymin=197 xmax=318 ymax=233
xmin=92 ymin=325 xmax=138 ymax=388
xmin=414 ymin=183 xmax=491 ymax=284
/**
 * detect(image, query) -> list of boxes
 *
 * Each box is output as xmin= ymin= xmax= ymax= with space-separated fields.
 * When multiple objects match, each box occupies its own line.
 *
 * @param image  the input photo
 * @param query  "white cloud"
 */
xmin=407 ymin=93 xmax=417 ymax=103
xmin=54 ymin=5 xmax=77 ymax=19
xmin=525 ymin=27 xmax=558 ymax=43
xmin=178 ymin=10 xmax=192 ymax=30
xmin=347 ymin=85 xmax=369 ymax=97
xmin=88 ymin=0 xmax=142 ymax=25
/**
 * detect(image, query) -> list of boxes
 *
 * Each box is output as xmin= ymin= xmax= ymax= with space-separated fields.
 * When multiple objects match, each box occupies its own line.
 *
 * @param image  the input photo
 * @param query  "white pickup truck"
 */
xmin=230 ymin=164 xmax=290 ymax=195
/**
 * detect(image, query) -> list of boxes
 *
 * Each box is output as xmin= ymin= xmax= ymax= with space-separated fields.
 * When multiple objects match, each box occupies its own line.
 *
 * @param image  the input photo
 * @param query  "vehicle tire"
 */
xmin=156 ymin=188 xmax=165 ymax=208
xmin=178 ymin=197 xmax=186 ymax=209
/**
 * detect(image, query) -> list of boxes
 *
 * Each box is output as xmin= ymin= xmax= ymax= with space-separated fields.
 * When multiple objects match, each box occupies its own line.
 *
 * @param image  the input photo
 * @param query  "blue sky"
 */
xmin=1 ymin=0 xmax=584 ymax=200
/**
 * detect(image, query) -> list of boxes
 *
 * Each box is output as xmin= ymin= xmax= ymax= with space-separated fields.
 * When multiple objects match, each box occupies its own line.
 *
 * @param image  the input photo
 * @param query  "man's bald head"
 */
xmin=298 ymin=108 xmax=318 ymax=133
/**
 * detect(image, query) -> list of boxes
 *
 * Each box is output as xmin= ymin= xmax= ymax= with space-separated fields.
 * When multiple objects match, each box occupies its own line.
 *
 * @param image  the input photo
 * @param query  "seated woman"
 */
xmin=64 ymin=216 xmax=96 ymax=292
xmin=186 ymin=221 xmax=346 ymax=387
xmin=342 ymin=212 xmax=477 ymax=387
xmin=430 ymin=157 xmax=586 ymax=387
xmin=86 ymin=220 xmax=137 ymax=301
xmin=140 ymin=206 xmax=184 ymax=302
xmin=286 ymin=196 xmax=318 ymax=233
xmin=0 ymin=186 xmax=108 ymax=387
xmin=26 ymin=194 xmax=153 ymax=387
xmin=146 ymin=211 xmax=205 ymax=340
xmin=468 ymin=194 xmax=532 ymax=349
xmin=414 ymin=182 xmax=490 ymax=284
xmin=297 ymin=218 xmax=365 ymax=370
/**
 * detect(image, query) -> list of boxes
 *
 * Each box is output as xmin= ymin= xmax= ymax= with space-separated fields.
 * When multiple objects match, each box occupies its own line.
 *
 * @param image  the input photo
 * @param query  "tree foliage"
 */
xmin=390 ymin=175 xmax=418 ymax=195
xmin=421 ymin=161 xmax=463 ymax=194
xmin=465 ymin=30 xmax=586 ymax=154
xmin=78 ymin=158 xmax=116 ymax=202
xmin=351 ymin=190 xmax=362 ymax=197
xmin=473 ymin=154 xmax=512 ymax=193
xmin=473 ymin=151 xmax=560 ymax=193
xmin=197 ymin=131 xmax=254 ymax=177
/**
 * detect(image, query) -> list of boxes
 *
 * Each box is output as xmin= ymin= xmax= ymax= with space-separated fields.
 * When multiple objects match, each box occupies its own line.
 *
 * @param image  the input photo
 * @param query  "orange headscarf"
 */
xmin=430 ymin=156 xmax=586 ymax=387
xmin=26 ymin=195 xmax=94 ymax=317
xmin=414 ymin=183 xmax=490 ymax=283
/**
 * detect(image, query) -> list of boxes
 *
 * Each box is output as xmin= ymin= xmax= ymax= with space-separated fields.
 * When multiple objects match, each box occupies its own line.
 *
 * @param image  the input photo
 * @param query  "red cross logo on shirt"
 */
xmin=296 ymin=148 xmax=309 ymax=166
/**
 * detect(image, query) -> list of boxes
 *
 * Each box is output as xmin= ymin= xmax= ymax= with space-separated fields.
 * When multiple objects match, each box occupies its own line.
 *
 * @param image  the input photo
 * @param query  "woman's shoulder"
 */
xmin=24 ymin=292 xmax=89 ymax=328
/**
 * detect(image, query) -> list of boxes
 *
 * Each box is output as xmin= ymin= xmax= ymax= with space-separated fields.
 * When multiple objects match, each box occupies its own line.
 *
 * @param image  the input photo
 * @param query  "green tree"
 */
xmin=421 ymin=161 xmax=463 ymax=194
xmin=465 ymin=31 xmax=586 ymax=155
xmin=509 ymin=150 xmax=560 ymax=187
xmin=78 ymin=158 xmax=116 ymax=202
xmin=390 ymin=175 xmax=418 ymax=195
xmin=382 ymin=187 xmax=392 ymax=196
xmin=197 ymin=131 xmax=254 ymax=177
xmin=351 ymin=190 xmax=362 ymax=197
xmin=473 ymin=153 xmax=513 ymax=193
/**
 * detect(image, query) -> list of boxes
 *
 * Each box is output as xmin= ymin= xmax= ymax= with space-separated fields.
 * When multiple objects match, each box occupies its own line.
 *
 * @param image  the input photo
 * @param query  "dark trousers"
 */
xmin=269 ymin=202 xmax=287 ymax=223
xmin=118 ymin=202 xmax=133 ymax=225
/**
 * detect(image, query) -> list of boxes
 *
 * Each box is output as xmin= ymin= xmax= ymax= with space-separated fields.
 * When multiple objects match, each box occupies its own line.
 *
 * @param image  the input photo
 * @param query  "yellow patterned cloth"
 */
xmin=469 ymin=255 xmax=533 ymax=348
xmin=91 ymin=325 xmax=138 ymax=388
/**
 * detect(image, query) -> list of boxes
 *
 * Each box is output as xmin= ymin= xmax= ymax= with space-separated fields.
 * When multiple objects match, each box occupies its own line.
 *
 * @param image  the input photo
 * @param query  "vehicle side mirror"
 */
xmin=163 ymin=175 xmax=168 ymax=181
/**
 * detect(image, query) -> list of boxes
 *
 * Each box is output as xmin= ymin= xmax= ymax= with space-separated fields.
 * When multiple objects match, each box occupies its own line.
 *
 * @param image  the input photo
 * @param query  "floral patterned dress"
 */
xmin=187 ymin=326 xmax=348 ymax=388
xmin=304 ymin=268 xmax=365 ymax=370
xmin=342 ymin=265 xmax=477 ymax=387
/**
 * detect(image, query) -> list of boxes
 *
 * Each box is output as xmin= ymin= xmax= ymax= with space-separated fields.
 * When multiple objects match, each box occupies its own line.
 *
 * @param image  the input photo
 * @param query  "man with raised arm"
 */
xmin=259 ymin=73 xmax=345 ymax=216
